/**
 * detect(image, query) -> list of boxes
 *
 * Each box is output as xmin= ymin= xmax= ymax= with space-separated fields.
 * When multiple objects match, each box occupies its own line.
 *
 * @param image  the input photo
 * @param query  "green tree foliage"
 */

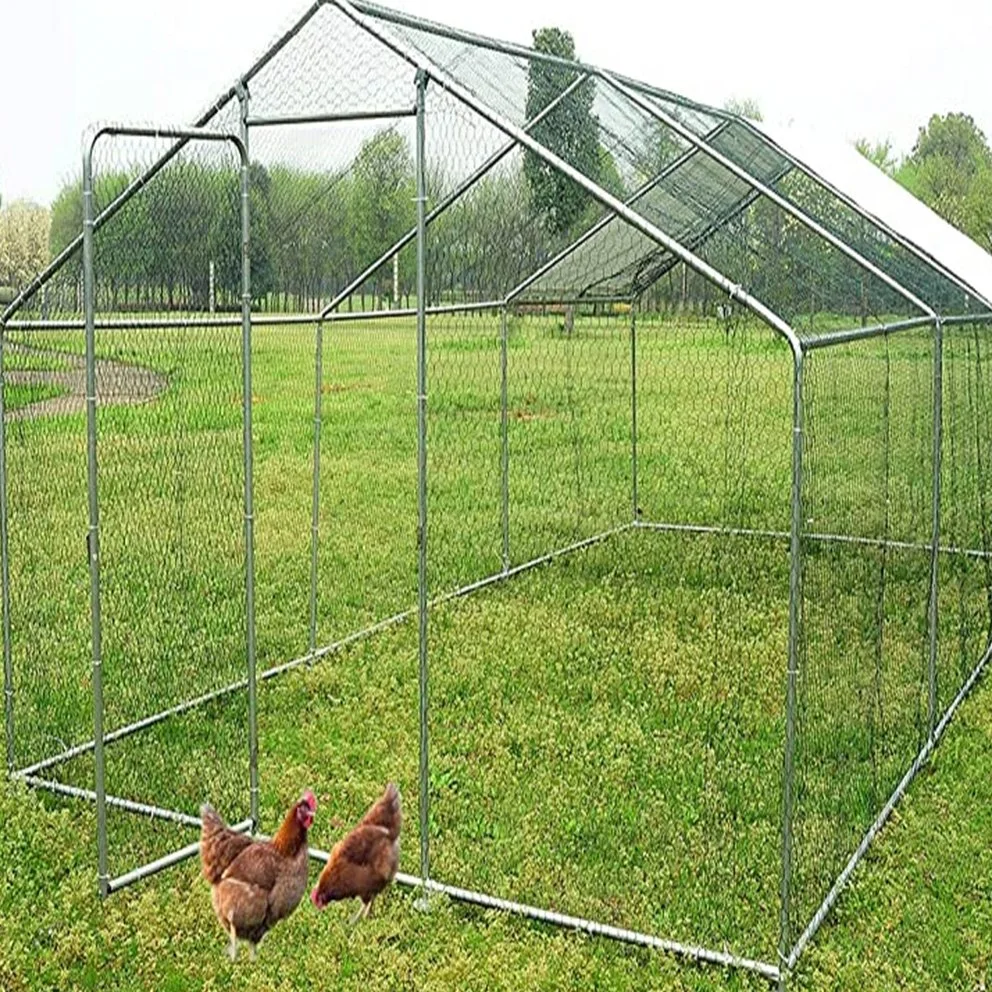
xmin=348 ymin=131 xmax=415 ymax=303
xmin=524 ymin=28 xmax=601 ymax=236
xmin=897 ymin=113 xmax=992 ymax=252
xmin=724 ymin=97 xmax=763 ymax=122
xmin=0 ymin=199 xmax=50 ymax=291
xmin=854 ymin=138 xmax=898 ymax=176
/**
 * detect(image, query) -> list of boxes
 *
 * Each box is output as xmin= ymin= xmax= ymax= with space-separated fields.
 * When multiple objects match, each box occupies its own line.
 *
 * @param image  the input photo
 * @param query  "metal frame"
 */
xmin=78 ymin=119 xmax=256 ymax=896
xmin=4 ymin=2 xmax=992 ymax=987
xmin=414 ymin=65 xmax=431 ymax=904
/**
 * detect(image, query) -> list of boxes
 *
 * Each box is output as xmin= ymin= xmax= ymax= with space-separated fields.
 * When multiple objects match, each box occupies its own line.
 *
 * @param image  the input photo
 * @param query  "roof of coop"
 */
xmin=335 ymin=0 xmax=992 ymax=325
xmin=9 ymin=0 xmax=992 ymax=335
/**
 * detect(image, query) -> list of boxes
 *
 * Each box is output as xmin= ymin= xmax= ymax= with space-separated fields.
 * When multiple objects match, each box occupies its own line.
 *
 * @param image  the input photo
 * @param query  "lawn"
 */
xmin=0 ymin=312 xmax=990 ymax=990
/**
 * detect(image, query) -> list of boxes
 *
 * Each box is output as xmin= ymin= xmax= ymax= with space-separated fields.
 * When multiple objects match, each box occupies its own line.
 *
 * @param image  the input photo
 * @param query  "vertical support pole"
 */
xmin=238 ymin=86 xmax=260 ymax=832
xmin=927 ymin=317 xmax=943 ymax=735
xmin=0 ymin=322 xmax=13 ymax=773
xmin=630 ymin=300 xmax=639 ymax=523
xmin=82 ymin=140 xmax=109 ymax=897
xmin=414 ymin=67 xmax=431 ymax=907
xmin=779 ymin=343 xmax=805 ymax=989
xmin=500 ymin=306 xmax=510 ymax=571
xmin=309 ymin=318 xmax=324 ymax=663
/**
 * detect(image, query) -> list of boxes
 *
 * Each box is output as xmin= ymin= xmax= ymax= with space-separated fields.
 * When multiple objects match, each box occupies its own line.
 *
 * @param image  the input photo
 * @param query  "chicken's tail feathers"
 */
xmin=199 ymin=802 xmax=253 ymax=884
xmin=358 ymin=782 xmax=402 ymax=841
xmin=200 ymin=802 xmax=224 ymax=830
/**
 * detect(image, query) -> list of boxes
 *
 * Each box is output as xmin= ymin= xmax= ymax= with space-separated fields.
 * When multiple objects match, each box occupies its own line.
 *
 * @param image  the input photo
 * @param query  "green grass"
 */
xmin=4 ymin=382 xmax=67 ymax=412
xmin=1 ymin=312 xmax=990 ymax=990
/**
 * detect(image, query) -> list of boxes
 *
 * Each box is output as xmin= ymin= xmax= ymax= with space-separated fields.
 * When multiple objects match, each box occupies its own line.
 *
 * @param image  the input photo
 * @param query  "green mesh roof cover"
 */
xmin=348 ymin=0 xmax=990 ymax=324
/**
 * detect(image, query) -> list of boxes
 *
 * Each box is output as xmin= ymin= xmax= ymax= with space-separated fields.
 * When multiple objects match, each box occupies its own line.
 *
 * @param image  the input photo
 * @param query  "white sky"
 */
xmin=1 ymin=0 xmax=990 ymax=207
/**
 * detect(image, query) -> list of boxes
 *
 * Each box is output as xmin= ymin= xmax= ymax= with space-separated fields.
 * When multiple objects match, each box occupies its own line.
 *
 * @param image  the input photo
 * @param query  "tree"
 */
xmin=898 ymin=113 xmax=992 ymax=250
xmin=0 ymin=200 xmax=51 ymax=291
xmin=524 ymin=27 xmax=601 ymax=236
xmin=908 ymin=113 xmax=991 ymax=175
xmin=855 ymin=138 xmax=898 ymax=176
xmin=348 ymin=130 xmax=415 ymax=305
xmin=724 ymin=97 xmax=763 ymax=122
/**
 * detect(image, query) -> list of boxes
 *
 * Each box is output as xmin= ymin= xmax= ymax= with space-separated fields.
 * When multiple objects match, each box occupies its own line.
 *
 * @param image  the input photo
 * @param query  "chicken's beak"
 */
xmin=310 ymin=886 xmax=325 ymax=910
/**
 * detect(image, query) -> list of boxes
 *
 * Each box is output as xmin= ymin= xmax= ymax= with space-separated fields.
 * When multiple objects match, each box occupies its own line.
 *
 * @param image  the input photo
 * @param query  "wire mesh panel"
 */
xmin=938 ymin=322 xmax=992 ymax=715
xmin=422 ymin=301 xmax=794 ymax=966
xmin=425 ymin=308 xmax=502 ymax=593
xmin=504 ymin=306 xmax=631 ymax=564
xmin=792 ymin=329 xmax=935 ymax=944
xmin=3 ymin=1 xmax=992 ymax=981
xmin=73 ymin=131 xmax=250 ymax=876
xmin=316 ymin=312 xmax=418 ymax=642
xmin=635 ymin=299 xmax=792 ymax=532
xmin=2 ymin=317 xmax=90 ymax=771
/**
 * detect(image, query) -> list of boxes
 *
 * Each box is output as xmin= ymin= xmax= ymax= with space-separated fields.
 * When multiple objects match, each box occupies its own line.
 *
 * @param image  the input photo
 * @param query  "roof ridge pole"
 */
xmin=319 ymin=71 xmax=591 ymax=320
xmin=600 ymin=73 xmax=937 ymax=323
xmin=734 ymin=118 xmax=991 ymax=311
xmin=503 ymin=120 xmax=733 ymax=306
xmin=2 ymin=0 xmax=328 ymax=325
xmin=328 ymin=0 xmax=801 ymax=356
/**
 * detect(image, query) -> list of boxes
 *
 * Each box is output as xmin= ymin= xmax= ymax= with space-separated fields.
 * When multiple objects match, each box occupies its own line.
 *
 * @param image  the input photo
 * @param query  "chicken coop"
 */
xmin=3 ymin=1 xmax=992 ymax=986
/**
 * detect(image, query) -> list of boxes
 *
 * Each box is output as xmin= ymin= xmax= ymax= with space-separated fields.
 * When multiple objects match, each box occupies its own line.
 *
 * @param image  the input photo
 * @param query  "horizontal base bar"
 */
xmin=108 ymin=818 xmax=252 ymax=893
xmin=17 ymin=524 xmax=633 ymax=778
xmin=309 ymin=845 xmax=780 ymax=983
xmin=787 ymin=636 xmax=992 ymax=970
xmin=17 ymin=773 xmax=252 ymax=893
xmin=411 ymin=877 xmax=780 ymax=984
xmin=18 ymin=774 xmax=206 ymax=828
xmin=637 ymin=519 xmax=992 ymax=560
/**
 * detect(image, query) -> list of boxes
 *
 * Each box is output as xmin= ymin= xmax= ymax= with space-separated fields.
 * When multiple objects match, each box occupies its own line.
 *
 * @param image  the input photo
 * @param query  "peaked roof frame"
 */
xmin=346 ymin=0 xmax=991 ymax=331
xmin=5 ymin=0 xmax=988 ymax=338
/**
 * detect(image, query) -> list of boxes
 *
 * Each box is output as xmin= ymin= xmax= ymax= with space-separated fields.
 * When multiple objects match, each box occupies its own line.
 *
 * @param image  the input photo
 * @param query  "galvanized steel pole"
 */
xmin=500 ymin=307 xmax=510 ymax=571
xmin=928 ymin=318 xmax=943 ymax=734
xmin=82 ymin=137 xmax=109 ymax=898
xmin=309 ymin=318 xmax=324 ymax=663
xmin=779 ymin=341 xmax=805 ymax=989
xmin=0 ymin=322 xmax=13 ymax=773
xmin=414 ymin=67 xmax=431 ymax=905
xmin=238 ymin=86 xmax=260 ymax=832
xmin=630 ymin=302 xmax=639 ymax=523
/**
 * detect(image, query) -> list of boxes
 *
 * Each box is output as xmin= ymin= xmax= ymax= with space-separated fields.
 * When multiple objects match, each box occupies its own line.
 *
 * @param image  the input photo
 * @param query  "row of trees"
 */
xmin=5 ymin=38 xmax=989 ymax=319
xmin=44 ymin=130 xmax=417 ymax=314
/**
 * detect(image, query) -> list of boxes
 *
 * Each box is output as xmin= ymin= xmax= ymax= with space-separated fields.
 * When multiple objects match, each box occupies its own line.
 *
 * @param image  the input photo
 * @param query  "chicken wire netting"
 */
xmin=2 ymin=0 xmax=992 ymax=981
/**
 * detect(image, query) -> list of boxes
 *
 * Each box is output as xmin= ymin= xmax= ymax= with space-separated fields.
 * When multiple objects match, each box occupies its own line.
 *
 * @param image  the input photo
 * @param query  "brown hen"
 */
xmin=200 ymin=790 xmax=316 ymax=959
xmin=311 ymin=782 xmax=401 ymax=922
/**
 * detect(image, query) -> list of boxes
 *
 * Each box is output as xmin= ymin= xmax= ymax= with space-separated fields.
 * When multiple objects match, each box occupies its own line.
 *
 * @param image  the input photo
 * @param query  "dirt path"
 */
xmin=5 ymin=343 xmax=168 ymax=421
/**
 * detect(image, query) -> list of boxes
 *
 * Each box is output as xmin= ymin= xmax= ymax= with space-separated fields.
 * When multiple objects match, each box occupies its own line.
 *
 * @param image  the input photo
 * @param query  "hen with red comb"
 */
xmin=200 ymin=790 xmax=317 ymax=960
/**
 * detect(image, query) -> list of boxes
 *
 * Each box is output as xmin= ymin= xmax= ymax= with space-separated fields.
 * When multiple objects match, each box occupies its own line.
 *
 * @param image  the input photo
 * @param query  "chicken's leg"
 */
xmin=349 ymin=901 xmax=366 ymax=925
xmin=227 ymin=922 xmax=239 ymax=962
